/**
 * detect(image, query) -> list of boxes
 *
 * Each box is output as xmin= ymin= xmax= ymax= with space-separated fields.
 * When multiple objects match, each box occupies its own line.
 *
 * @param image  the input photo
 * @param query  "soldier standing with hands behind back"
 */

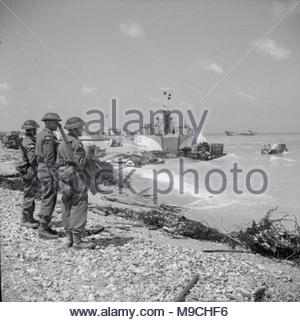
xmin=35 ymin=112 xmax=61 ymax=240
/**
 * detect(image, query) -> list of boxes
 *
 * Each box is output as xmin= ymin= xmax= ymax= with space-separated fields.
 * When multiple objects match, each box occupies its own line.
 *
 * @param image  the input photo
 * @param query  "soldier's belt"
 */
xmin=59 ymin=160 xmax=76 ymax=167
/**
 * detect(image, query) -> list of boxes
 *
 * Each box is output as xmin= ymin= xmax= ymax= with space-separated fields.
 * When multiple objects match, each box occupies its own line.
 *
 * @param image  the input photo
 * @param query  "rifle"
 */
xmin=57 ymin=124 xmax=76 ymax=164
xmin=57 ymin=124 xmax=98 ymax=194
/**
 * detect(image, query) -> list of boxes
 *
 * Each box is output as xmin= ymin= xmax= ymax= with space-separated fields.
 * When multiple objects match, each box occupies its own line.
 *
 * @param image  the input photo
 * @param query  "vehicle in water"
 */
xmin=261 ymin=144 xmax=288 ymax=155
xmin=178 ymin=142 xmax=226 ymax=161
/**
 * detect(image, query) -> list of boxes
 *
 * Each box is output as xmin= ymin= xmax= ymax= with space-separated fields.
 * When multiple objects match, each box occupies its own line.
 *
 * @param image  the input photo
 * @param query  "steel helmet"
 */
xmin=21 ymin=120 xmax=40 ymax=130
xmin=41 ymin=112 xmax=61 ymax=122
xmin=64 ymin=117 xmax=86 ymax=130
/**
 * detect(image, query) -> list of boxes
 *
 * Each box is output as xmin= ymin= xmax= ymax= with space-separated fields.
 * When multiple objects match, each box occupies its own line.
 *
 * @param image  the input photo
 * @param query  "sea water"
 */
xmin=134 ymin=133 xmax=300 ymax=231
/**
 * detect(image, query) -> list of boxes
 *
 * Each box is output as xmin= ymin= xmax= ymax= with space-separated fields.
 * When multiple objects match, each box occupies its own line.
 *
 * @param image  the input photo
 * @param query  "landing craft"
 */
xmin=134 ymin=89 xmax=226 ymax=160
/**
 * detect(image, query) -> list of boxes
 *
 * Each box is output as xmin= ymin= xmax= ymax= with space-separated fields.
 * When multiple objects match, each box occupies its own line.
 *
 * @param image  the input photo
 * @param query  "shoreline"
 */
xmin=1 ymin=187 xmax=300 ymax=302
xmin=0 ymin=141 xmax=299 ymax=301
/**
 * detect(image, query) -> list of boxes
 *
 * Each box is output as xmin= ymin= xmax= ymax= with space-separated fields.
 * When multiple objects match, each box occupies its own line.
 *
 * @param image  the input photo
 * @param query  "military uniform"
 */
xmin=21 ymin=134 xmax=39 ymax=223
xmin=35 ymin=127 xmax=59 ymax=226
xmin=21 ymin=135 xmax=38 ymax=228
xmin=18 ymin=120 xmax=40 ymax=228
xmin=58 ymin=133 xmax=88 ymax=236
xmin=57 ymin=116 xmax=95 ymax=249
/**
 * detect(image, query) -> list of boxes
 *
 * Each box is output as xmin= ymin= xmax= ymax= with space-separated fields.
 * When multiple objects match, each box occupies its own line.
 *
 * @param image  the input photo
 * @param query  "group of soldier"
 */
xmin=20 ymin=112 xmax=95 ymax=250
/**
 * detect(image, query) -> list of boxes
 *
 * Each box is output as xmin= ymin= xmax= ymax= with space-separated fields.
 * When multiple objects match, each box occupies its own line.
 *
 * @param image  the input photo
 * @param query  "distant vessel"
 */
xmin=225 ymin=130 xmax=257 ymax=136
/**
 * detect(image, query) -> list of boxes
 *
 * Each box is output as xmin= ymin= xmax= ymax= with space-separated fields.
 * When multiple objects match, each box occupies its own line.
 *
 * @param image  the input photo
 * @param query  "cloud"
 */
xmin=272 ymin=0 xmax=298 ymax=20
xmin=119 ymin=21 xmax=144 ymax=38
xmin=237 ymin=91 xmax=255 ymax=102
xmin=0 ymin=82 xmax=11 ymax=91
xmin=209 ymin=63 xmax=224 ymax=75
xmin=0 ymin=95 xmax=10 ymax=106
xmin=252 ymin=38 xmax=291 ymax=60
xmin=81 ymin=86 xmax=98 ymax=95
xmin=199 ymin=61 xmax=224 ymax=75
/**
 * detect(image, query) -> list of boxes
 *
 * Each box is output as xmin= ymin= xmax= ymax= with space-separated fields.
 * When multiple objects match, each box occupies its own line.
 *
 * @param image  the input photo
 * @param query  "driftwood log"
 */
xmin=173 ymin=274 xmax=199 ymax=302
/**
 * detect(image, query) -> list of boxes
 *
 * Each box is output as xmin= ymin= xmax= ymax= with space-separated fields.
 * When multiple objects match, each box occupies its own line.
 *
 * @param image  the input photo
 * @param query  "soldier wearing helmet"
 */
xmin=35 ymin=112 xmax=61 ymax=239
xmin=20 ymin=120 xmax=40 ymax=229
xmin=57 ymin=117 xmax=95 ymax=250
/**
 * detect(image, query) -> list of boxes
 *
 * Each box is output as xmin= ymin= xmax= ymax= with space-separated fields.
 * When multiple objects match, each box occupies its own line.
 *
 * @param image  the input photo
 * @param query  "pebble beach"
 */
xmin=1 ymin=187 xmax=300 ymax=302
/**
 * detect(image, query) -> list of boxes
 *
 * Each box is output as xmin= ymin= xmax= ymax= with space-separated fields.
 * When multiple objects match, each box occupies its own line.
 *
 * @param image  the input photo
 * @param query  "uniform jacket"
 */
xmin=57 ymin=133 xmax=87 ymax=169
xmin=35 ymin=127 xmax=58 ymax=167
xmin=22 ymin=134 xmax=37 ymax=167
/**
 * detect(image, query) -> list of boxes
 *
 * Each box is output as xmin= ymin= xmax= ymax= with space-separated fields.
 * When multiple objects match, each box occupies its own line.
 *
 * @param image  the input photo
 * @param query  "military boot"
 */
xmin=21 ymin=213 xmax=39 ymax=229
xmin=65 ymin=231 xmax=73 ymax=247
xmin=38 ymin=223 xmax=59 ymax=240
xmin=28 ymin=213 xmax=40 ymax=225
xmin=72 ymin=232 xmax=96 ymax=250
xmin=47 ymin=226 xmax=58 ymax=235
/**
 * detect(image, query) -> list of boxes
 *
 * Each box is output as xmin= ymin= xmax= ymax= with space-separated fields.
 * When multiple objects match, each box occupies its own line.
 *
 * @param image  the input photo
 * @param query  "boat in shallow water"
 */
xmin=134 ymin=110 xmax=226 ymax=160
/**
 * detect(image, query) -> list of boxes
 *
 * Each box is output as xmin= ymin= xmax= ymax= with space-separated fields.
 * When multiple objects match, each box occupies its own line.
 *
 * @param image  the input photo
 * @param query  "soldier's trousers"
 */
xmin=22 ymin=177 xmax=38 ymax=218
xmin=60 ymin=170 xmax=88 ymax=235
xmin=37 ymin=165 xmax=57 ymax=225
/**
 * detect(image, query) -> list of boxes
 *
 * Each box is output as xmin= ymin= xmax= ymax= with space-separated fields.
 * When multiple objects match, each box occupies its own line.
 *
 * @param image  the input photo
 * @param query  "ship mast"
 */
xmin=160 ymin=86 xmax=172 ymax=135
xmin=160 ymin=86 xmax=172 ymax=109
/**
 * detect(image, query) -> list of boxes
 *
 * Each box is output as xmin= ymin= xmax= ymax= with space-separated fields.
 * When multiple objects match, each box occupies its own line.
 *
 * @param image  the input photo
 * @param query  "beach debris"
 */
xmin=91 ymin=202 xmax=228 ymax=243
xmin=107 ymin=150 xmax=165 ymax=167
xmin=202 ymin=249 xmax=248 ymax=253
xmin=2 ymin=132 xmax=20 ymax=150
xmin=173 ymin=274 xmax=199 ymax=302
xmin=86 ymin=144 xmax=106 ymax=158
xmin=85 ymin=225 xmax=105 ymax=236
xmin=0 ymin=174 xmax=23 ymax=190
xmin=254 ymin=287 xmax=266 ymax=302
xmin=85 ymin=157 xmax=118 ymax=190
xmin=233 ymin=207 xmax=300 ymax=263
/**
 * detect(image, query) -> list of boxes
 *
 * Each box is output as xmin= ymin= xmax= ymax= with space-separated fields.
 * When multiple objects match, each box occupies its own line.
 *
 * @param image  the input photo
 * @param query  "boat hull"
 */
xmin=134 ymin=134 xmax=194 ymax=153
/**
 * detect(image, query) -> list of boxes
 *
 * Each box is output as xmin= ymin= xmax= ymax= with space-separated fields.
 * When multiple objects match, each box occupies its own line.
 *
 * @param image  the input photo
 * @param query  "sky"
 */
xmin=0 ymin=0 xmax=299 ymax=133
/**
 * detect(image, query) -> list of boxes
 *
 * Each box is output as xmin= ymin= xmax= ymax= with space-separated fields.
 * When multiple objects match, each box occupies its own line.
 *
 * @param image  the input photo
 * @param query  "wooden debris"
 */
xmin=234 ymin=207 xmax=300 ymax=262
xmin=174 ymin=274 xmax=200 ymax=302
xmin=254 ymin=287 xmax=266 ymax=302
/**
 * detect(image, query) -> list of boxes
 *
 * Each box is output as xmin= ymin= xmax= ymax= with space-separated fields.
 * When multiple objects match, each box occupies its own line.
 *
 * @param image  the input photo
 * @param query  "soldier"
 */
xmin=57 ymin=117 xmax=95 ymax=250
xmin=20 ymin=120 xmax=40 ymax=229
xmin=35 ymin=112 xmax=61 ymax=239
